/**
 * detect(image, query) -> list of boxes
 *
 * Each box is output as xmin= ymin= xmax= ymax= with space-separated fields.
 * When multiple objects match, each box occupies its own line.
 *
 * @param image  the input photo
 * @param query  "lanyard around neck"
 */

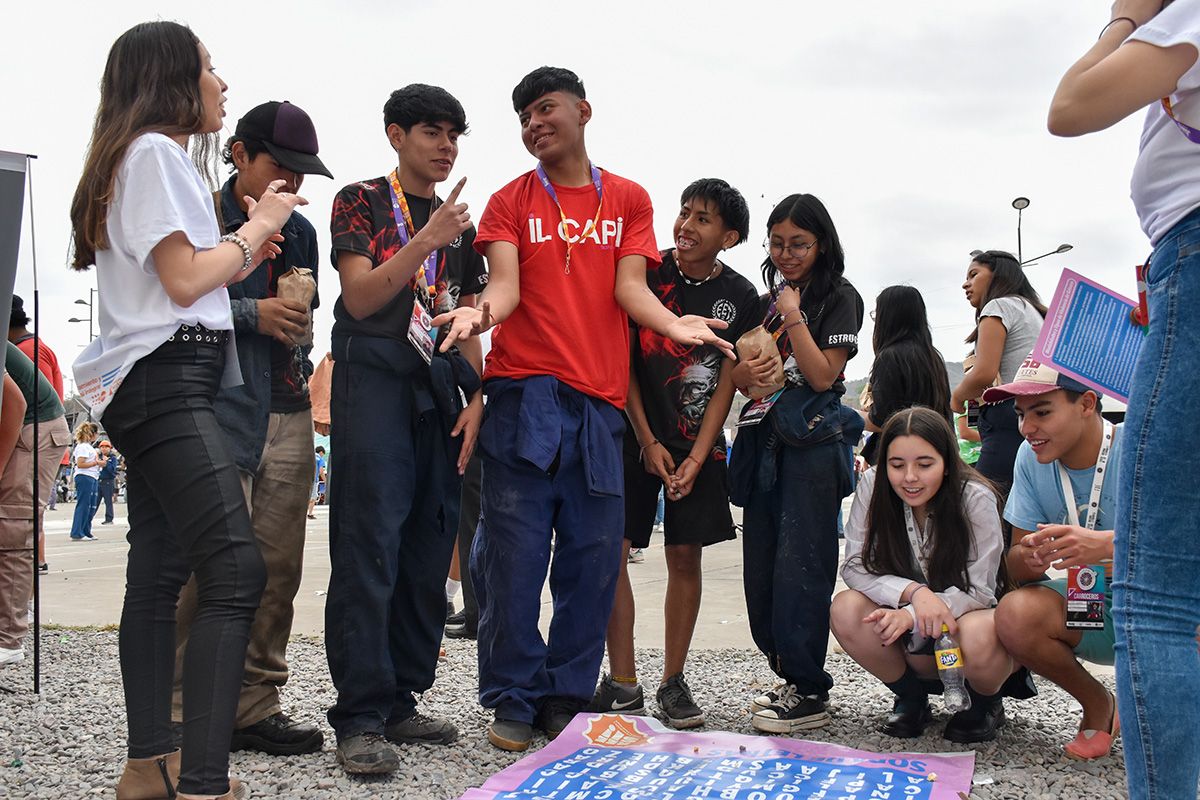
xmin=535 ymin=162 xmax=603 ymax=275
xmin=1162 ymin=97 xmax=1200 ymax=145
xmin=1057 ymin=421 xmax=1114 ymax=531
xmin=386 ymin=169 xmax=438 ymax=306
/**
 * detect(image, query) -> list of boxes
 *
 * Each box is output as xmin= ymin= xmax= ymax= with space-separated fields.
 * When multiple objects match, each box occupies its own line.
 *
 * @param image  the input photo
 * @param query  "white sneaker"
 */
xmin=0 ymin=646 xmax=24 ymax=666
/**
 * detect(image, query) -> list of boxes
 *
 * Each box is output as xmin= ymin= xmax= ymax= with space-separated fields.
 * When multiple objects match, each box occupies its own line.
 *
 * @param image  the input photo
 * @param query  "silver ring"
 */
xmin=268 ymin=186 xmax=278 ymax=193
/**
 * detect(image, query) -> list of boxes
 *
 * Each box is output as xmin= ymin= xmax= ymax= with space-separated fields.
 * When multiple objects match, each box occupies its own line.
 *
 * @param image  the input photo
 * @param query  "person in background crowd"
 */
xmin=729 ymin=193 xmax=865 ymax=734
xmin=1049 ymin=4 xmax=1200 ymax=793
xmin=859 ymin=285 xmax=952 ymax=465
xmin=832 ymin=407 xmax=1021 ymax=743
xmin=70 ymin=20 xmax=304 ymax=799
xmin=308 ymin=446 xmax=325 ymax=520
xmin=94 ymin=440 xmax=119 ymax=524
xmin=955 ymin=354 xmax=983 ymax=466
xmin=170 ymin=99 xmax=330 ymax=759
xmin=0 ymin=344 xmax=68 ymax=664
xmin=69 ymin=421 xmax=104 ymax=542
xmin=950 ymin=251 xmax=1046 ymax=491
xmin=9 ymin=295 xmax=65 ymax=557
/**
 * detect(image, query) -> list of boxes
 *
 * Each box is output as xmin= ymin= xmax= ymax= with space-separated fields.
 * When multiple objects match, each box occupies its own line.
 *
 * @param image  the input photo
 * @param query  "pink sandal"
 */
xmin=1064 ymin=692 xmax=1120 ymax=760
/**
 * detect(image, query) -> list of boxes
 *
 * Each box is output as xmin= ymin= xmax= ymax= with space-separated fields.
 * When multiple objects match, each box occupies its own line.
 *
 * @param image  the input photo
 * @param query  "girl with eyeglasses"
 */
xmin=69 ymin=20 xmax=304 ymax=800
xmin=729 ymin=194 xmax=864 ymax=733
xmin=949 ymin=251 xmax=1046 ymax=490
xmin=1050 ymin=2 xmax=1200 ymax=796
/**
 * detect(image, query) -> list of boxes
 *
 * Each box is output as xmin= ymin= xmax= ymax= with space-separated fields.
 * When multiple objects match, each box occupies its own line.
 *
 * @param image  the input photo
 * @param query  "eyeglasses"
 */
xmin=764 ymin=238 xmax=819 ymax=259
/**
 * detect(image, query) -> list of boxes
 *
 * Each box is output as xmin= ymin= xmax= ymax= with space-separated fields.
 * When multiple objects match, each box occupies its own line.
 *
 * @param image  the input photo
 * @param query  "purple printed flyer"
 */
xmin=458 ymin=713 xmax=975 ymax=800
xmin=1032 ymin=268 xmax=1146 ymax=404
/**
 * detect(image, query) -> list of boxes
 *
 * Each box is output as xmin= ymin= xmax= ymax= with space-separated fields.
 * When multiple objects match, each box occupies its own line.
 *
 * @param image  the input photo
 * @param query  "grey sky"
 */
xmin=2 ymin=1 xmax=1152 ymax=387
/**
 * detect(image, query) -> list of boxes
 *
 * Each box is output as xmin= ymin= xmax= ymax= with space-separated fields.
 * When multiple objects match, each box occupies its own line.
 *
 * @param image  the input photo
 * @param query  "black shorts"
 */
xmin=624 ymin=451 xmax=735 ymax=549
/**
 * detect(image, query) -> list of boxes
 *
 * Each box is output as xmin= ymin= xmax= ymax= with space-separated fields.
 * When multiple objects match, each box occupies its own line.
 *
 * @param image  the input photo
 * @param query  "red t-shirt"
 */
xmin=474 ymin=168 xmax=659 ymax=408
xmin=15 ymin=336 xmax=64 ymax=401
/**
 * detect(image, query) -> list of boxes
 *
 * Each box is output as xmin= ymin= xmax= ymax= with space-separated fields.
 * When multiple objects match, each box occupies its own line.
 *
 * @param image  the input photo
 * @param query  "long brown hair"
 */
xmin=854 ymin=407 xmax=1002 ymax=593
xmin=964 ymin=250 xmax=1048 ymax=345
xmin=69 ymin=21 xmax=219 ymax=270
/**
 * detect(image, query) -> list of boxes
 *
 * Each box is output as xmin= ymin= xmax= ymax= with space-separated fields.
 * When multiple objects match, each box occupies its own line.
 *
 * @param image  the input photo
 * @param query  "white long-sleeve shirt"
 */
xmin=841 ymin=469 xmax=1005 ymax=624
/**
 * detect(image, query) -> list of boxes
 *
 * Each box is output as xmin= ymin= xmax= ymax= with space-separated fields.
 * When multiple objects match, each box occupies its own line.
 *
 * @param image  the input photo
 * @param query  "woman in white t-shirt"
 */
xmin=67 ymin=21 xmax=304 ymax=800
xmin=68 ymin=422 xmax=104 ymax=541
xmin=1050 ymin=3 xmax=1200 ymax=797
xmin=950 ymin=250 xmax=1046 ymax=491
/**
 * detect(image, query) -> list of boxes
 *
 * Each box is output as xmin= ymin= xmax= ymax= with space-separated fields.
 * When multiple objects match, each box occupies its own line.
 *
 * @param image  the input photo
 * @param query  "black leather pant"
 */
xmin=104 ymin=337 xmax=265 ymax=795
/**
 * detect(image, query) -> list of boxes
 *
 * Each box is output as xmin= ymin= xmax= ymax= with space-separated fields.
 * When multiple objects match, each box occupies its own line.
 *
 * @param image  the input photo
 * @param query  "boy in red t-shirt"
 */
xmin=435 ymin=66 xmax=733 ymax=752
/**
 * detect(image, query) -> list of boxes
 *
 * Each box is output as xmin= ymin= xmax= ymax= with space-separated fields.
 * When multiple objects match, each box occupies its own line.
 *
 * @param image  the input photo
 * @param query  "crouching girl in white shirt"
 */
xmin=831 ymin=406 xmax=1023 ymax=744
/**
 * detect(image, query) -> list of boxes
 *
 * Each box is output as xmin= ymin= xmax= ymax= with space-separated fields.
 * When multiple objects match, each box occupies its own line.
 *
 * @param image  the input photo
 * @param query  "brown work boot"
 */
xmin=115 ymin=750 xmax=180 ymax=800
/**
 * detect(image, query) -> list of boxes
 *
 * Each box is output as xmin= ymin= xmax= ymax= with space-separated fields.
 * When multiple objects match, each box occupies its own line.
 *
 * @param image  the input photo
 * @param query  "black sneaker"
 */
xmin=749 ymin=682 xmax=791 ymax=714
xmin=445 ymin=600 xmax=455 ymax=622
xmin=535 ymin=696 xmax=587 ymax=740
xmin=336 ymin=732 xmax=399 ymax=775
xmin=231 ymin=711 xmax=324 ymax=755
xmin=750 ymin=686 xmax=830 ymax=733
xmin=384 ymin=712 xmax=458 ymax=745
xmin=657 ymin=673 xmax=705 ymax=729
xmin=587 ymin=673 xmax=645 ymax=714
xmin=445 ymin=618 xmax=478 ymax=640
xmin=445 ymin=611 xmax=467 ymax=628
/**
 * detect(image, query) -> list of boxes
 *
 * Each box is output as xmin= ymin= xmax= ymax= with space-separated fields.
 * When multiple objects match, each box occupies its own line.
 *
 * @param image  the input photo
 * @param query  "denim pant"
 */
xmin=103 ymin=340 xmax=266 ymax=796
xmin=741 ymin=439 xmax=845 ymax=697
xmin=95 ymin=479 xmax=115 ymax=522
xmin=1115 ymin=207 xmax=1200 ymax=800
xmin=70 ymin=474 xmax=98 ymax=539
xmin=976 ymin=398 xmax=1022 ymax=493
xmin=455 ymin=453 xmax=482 ymax=628
xmin=473 ymin=378 xmax=625 ymax=724
xmin=325 ymin=353 xmax=461 ymax=740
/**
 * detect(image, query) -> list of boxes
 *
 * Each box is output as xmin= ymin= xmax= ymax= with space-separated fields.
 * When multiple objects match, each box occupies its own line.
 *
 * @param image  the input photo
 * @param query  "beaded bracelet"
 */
xmin=220 ymin=232 xmax=254 ymax=272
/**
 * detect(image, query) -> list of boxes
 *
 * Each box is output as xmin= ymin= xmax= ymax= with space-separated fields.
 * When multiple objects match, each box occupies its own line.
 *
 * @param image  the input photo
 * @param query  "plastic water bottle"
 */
xmin=935 ymin=624 xmax=971 ymax=713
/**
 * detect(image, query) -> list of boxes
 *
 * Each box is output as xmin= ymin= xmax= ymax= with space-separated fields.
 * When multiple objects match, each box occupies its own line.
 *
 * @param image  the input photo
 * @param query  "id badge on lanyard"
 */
xmin=388 ymin=170 xmax=439 ymax=361
xmin=1060 ymin=421 xmax=1113 ymax=630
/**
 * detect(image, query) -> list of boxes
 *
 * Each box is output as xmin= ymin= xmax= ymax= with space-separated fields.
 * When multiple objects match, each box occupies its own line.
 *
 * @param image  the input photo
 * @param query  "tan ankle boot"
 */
xmin=175 ymin=777 xmax=248 ymax=800
xmin=115 ymin=749 xmax=180 ymax=800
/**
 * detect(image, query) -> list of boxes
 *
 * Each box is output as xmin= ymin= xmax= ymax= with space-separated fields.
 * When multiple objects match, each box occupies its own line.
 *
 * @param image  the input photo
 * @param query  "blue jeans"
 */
xmin=473 ymin=378 xmax=625 ymax=724
xmin=95 ymin=479 xmax=115 ymax=522
xmin=741 ymin=439 xmax=847 ymax=697
xmin=1115 ymin=206 xmax=1200 ymax=800
xmin=70 ymin=475 xmax=98 ymax=539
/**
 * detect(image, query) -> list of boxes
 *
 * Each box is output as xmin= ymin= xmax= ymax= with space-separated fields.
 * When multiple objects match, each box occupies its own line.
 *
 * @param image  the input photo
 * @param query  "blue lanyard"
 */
xmin=534 ymin=162 xmax=603 ymax=274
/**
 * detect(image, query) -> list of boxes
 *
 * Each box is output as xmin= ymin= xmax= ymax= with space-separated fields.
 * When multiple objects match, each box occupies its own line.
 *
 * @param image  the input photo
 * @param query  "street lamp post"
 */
xmin=67 ymin=287 xmax=96 ymax=342
xmin=1012 ymin=197 xmax=1030 ymax=263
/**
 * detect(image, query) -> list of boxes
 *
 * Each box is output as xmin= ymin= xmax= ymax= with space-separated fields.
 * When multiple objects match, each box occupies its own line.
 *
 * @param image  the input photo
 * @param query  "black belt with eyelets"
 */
xmin=164 ymin=323 xmax=230 ymax=347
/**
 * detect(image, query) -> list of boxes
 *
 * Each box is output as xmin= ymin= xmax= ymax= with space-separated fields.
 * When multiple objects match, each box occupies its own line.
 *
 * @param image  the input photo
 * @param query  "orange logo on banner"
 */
xmin=584 ymin=714 xmax=652 ymax=748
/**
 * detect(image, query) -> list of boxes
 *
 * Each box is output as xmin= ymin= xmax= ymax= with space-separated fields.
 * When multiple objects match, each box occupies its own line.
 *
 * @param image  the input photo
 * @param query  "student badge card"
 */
xmin=1033 ymin=269 xmax=1146 ymax=404
xmin=1066 ymin=565 xmax=1106 ymax=630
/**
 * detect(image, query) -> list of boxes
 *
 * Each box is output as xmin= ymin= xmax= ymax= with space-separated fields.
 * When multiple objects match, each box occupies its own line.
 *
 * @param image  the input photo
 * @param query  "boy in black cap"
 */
xmin=171 ymin=100 xmax=332 ymax=756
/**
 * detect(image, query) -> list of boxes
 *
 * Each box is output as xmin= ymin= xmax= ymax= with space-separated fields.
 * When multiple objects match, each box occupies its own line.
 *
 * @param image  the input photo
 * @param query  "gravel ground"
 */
xmin=0 ymin=630 xmax=1130 ymax=799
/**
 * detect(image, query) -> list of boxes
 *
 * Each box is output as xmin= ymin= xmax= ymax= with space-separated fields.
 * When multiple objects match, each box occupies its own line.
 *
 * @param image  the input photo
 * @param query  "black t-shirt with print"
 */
xmin=759 ymin=274 xmax=864 ymax=394
xmin=330 ymin=177 xmax=487 ymax=341
xmin=626 ymin=250 xmax=760 ymax=462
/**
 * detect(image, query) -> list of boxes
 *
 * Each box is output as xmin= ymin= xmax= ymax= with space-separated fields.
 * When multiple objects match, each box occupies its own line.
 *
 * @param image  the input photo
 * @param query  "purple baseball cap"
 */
xmin=234 ymin=101 xmax=332 ymax=179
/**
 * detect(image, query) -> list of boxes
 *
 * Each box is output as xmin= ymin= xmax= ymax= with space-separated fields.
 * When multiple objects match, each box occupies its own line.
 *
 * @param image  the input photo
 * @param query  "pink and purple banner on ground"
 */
xmin=459 ymin=714 xmax=974 ymax=800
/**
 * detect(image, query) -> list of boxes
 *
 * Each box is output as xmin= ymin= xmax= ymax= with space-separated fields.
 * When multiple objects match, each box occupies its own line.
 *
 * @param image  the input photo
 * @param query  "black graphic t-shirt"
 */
xmin=627 ymin=250 xmax=760 ymax=462
xmin=759 ymin=274 xmax=864 ymax=394
xmin=330 ymin=177 xmax=487 ymax=341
